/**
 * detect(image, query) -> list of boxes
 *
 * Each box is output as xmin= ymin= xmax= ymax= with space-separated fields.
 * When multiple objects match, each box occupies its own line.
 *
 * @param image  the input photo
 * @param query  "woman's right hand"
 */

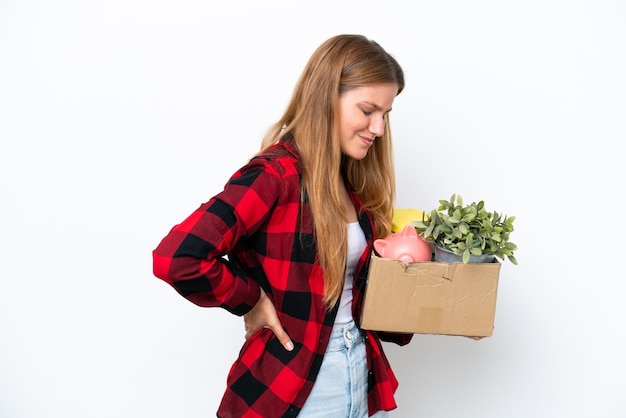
xmin=243 ymin=288 xmax=294 ymax=351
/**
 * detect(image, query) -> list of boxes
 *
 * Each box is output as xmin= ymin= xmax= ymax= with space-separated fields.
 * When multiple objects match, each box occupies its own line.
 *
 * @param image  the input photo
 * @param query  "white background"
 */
xmin=1 ymin=1 xmax=625 ymax=417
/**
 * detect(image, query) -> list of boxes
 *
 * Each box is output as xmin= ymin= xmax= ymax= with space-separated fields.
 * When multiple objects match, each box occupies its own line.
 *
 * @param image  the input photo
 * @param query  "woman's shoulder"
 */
xmin=226 ymin=140 xmax=301 ymax=202
xmin=248 ymin=139 xmax=301 ymax=176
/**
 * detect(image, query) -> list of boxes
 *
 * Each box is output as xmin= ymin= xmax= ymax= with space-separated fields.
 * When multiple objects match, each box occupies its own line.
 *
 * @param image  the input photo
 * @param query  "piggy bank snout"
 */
xmin=397 ymin=252 xmax=417 ymax=264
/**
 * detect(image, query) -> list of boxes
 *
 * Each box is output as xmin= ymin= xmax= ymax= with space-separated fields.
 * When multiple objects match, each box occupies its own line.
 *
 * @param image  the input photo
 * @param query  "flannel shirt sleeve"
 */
xmin=152 ymin=157 xmax=282 ymax=315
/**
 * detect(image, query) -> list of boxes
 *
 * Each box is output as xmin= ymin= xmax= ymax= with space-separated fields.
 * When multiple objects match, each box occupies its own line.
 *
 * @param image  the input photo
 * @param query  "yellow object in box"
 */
xmin=392 ymin=208 xmax=426 ymax=232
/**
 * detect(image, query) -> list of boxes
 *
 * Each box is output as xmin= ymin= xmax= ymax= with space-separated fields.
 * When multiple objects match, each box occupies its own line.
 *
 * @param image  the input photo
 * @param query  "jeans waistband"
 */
xmin=327 ymin=320 xmax=363 ymax=351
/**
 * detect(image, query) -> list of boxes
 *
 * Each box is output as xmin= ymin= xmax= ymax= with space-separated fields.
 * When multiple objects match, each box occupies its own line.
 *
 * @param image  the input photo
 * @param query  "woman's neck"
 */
xmin=338 ymin=180 xmax=357 ymax=223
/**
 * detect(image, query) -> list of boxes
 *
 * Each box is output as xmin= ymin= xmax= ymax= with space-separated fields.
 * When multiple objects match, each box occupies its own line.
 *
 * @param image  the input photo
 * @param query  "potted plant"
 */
xmin=411 ymin=194 xmax=518 ymax=265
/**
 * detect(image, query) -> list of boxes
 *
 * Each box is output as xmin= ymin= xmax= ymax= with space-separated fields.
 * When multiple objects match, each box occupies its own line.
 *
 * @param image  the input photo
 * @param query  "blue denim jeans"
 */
xmin=299 ymin=320 xmax=390 ymax=417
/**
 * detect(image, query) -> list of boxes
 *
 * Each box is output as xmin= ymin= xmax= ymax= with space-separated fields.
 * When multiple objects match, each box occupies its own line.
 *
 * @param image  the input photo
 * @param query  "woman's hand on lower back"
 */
xmin=243 ymin=288 xmax=294 ymax=351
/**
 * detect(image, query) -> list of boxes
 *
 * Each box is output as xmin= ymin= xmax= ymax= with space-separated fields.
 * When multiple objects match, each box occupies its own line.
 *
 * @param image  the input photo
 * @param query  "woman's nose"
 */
xmin=369 ymin=115 xmax=385 ymax=137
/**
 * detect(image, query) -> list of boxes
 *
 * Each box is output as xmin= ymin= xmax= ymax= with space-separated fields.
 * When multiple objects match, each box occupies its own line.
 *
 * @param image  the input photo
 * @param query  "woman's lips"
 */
xmin=360 ymin=135 xmax=374 ymax=146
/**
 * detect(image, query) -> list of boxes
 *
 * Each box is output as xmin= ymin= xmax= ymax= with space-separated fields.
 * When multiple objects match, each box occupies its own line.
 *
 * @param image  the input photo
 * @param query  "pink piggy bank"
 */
xmin=373 ymin=224 xmax=432 ymax=263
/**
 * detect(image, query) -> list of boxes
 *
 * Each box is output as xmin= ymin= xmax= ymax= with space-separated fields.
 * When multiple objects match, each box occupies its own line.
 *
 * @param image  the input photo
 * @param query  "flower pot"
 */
xmin=434 ymin=246 xmax=495 ymax=263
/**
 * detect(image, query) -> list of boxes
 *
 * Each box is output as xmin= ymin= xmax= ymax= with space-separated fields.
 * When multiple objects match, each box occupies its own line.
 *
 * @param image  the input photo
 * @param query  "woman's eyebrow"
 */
xmin=363 ymin=101 xmax=393 ymax=113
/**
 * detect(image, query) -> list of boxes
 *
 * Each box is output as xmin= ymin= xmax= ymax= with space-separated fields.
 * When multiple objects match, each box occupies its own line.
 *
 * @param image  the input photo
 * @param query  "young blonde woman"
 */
xmin=153 ymin=34 xmax=413 ymax=417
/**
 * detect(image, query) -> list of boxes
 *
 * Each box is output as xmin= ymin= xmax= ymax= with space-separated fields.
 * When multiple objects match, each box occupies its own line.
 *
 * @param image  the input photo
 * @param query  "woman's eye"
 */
xmin=362 ymin=109 xmax=373 ymax=116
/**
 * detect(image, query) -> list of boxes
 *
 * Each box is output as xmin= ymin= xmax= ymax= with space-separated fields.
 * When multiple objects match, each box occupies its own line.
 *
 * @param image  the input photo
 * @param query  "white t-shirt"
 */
xmin=334 ymin=221 xmax=367 ymax=328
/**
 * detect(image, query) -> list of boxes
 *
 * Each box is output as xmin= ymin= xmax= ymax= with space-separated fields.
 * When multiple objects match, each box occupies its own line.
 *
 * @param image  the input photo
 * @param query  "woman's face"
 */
xmin=337 ymin=83 xmax=398 ymax=160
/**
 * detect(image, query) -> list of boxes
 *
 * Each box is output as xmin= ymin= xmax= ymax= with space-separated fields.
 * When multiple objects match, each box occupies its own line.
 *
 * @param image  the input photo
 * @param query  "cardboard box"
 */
xmin=360 ymin=254 xmax=501 ymax=337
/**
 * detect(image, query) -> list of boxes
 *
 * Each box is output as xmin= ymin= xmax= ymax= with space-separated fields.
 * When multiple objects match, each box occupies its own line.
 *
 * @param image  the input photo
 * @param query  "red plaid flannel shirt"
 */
xmin=153 ymin=138 xmax=412 ymax=417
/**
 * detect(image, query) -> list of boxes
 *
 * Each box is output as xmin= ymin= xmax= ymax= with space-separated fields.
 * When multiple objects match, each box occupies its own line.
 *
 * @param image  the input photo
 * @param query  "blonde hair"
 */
xmin=260 ymin=34 xmax=404 ymax=307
